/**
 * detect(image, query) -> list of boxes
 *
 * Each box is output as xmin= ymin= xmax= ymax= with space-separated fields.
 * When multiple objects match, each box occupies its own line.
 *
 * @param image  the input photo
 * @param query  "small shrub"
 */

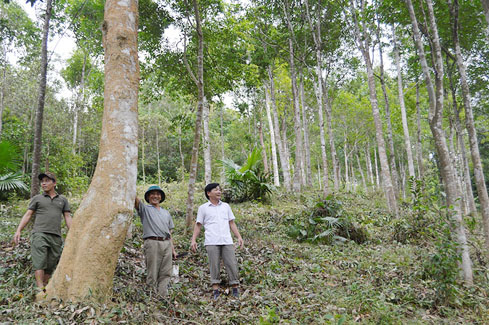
xmin=286 ymin=195 xmax=368 ymax=245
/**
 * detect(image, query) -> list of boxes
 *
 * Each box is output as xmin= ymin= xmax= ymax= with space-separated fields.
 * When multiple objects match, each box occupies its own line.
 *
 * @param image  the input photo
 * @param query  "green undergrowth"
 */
xmin=1 ymin=185 xmax=489 ymax=323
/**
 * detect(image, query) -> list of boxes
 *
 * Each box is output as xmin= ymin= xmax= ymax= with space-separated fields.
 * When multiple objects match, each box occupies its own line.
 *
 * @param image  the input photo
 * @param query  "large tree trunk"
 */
xmin=265 ymin=83 xmax=280 ymax=187
xmin=406 ymin=0 xmax=473 ymax=284
xmin=30 ymin=0 xmax=53 ymax=198
xmin=268 ymin=65 xmax=291 ymax=190
xmin=283 ymin=0 xmax=303 ymax=192
xmin=185 ymin=0 xmax=205 ymax=229
xmin=203 ymin=99 xmax=211 ymax=184
xmin=451 ymin=0 xmax=489 ymax=250
xmin=41 ymin=0 xmax=139 ymax=301
xmin=305 ymin=0 xmax=329 ymax=195
xmin=393 ymin=27 xmax=415 ymax=179
xmin=350 ymin=0 xmax=397 ymax=214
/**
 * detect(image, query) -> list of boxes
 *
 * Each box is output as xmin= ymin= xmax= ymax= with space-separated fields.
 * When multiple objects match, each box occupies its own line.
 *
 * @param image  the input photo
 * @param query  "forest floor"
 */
xmin=1 ymin=182 xmax=489 ymax=324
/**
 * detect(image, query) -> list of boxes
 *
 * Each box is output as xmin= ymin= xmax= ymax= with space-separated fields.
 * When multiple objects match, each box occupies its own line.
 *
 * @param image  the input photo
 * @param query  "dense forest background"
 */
xmin=2 ymin=0 xmax=489 ymax=322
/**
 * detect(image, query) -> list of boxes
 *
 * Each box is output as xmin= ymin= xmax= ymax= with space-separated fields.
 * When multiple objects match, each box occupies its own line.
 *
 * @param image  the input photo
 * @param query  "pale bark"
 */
xmin=269 ymin=65 xmax=291 ymax=190
xmin=178 ymin=126 xmax=185 ymax=181
xmin=141 ymin=124 xmax=146 ymax=184
xmin=393 ymin=27 xmax=415 ymax=179
xmin=72 ymin=53 xmax=87 ymax=154
xmin=324 ymin=91 xmax=339 ymax=191
xmin=415 ymin=81 xmax=424 ymax=178
xmin=283 ymin=0 xmax=303 ymax=192
xmin=156 ymin=123 xmax=161 ymax=186
xmin=299 ymin=73 xmax=312 ymax=187
xmin=447 ymin=63 xmax=476 ymax=215
xmin=305 ymin=0 xmax=329 ymax=195
xmin=265 ymin=84 xmax=280 ymax=187
xmin=203 ymin=99 xmax=211 ymax=184
xmin=30 ymin=0 xmax=53 ymax=198
xmin=406 ymin=0 xmax=473 ymax=284
xmin=185 ymin=0 xmax=205 ymax=229
xmin=451 ymin=0 xmax=489 ymax=249
xmin=376 ymin=24 xmax=400 ymax=200
xmin=366 ymin=142 xmax=374 ymax=185
xmin=0 ymin=48 xmax=6 ymax=139
xmin=220 ymin=103 xmax=225 ymax=183
xmin=356 ymin=152 xmax=366 ymax=189
xmin=42 ymin=0 xmax=139 ymax=301
xmin=258 ymin=106 xmax=269 ymax=174
xmin=350 ymin=0 xmax=397 ymax=213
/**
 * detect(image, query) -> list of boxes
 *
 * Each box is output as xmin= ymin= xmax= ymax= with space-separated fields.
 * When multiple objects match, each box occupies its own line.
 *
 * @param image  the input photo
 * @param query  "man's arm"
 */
xmin=64 ymin=211 xmax=72 ymax=230
xmin=190 ymin=222 xmax=202 ymax=252
xmin=13 ymin=209 xmax=34 ymax=245
xmin=134 ymin=197 xmax=140 ymax=210
xmin=169 ymin=230 xmax=177 ymax=258
xmin=229 ymin=220 xmax=243 ymax=248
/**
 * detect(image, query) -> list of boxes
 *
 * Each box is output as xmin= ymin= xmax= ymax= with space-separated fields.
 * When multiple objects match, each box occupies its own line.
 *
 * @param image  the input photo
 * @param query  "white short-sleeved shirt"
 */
xmin=196 ymin=201 xmax=235 ymax=246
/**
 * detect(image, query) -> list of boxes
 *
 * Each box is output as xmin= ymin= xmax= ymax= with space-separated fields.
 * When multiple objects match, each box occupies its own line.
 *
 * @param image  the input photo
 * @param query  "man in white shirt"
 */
xmin=190 ymin=183 xmax=244 ymax=300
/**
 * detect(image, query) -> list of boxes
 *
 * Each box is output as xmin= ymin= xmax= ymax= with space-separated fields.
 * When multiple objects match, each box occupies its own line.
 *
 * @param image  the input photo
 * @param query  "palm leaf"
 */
xmin=0 ymin=172 xmax=28 ymax=192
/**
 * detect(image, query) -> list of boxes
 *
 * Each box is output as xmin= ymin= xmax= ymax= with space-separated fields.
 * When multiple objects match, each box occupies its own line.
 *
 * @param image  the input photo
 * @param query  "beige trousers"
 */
xmin=206 ymin=244 xmax=239 ymax=285
xmin=144 ymin=239 xmax=172 ymax=296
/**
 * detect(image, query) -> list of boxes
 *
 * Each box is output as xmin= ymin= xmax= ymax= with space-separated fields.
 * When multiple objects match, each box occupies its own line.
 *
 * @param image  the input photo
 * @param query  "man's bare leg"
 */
xmin=34 ymin=270 xmax=45 ymax=288
xmin=43 ymin=273 xmax=51 ymax=286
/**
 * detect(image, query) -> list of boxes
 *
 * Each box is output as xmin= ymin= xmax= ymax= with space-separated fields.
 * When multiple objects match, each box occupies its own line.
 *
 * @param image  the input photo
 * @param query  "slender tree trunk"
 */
xmin=258 ymin=106 xmax=269 ymax=174
xmin=265 ymin=83 xmax=280 ymax=186
xmin=366 ymin=143 xmax=374 ymax=186
xmin=185 ymin=0 xmax=205 ymax=229
xmin=406 ymin=0 xmax=473 ymax=284
xmin=203 ymin=99 xmax=211 ymax=184
xmin=305 ymin=0 xmax=329 ymax=195
xmin=299 ymin=72 xmax=312 ymax=187
xmin=356 ymin=152 xmax=366 ymax=189
xmin=351 ymin=0 xmax=397 ymax=213
xmin=415 ymin=81 xmax=424 ymax=178
xmin=220 ymin=103 xmax=225 ymax=183
xmin=72 ymin=53 xmax=87 ymax=154
xmin=178 ymin=126 xmax=185 ymax=182
xmin=451 ymin=0 xmax=489 ymax=249
xmin=30 ymin=0 xmax=53 ymax=198
xmin=376 ymin=23 xmax=400 ymax=200
xmin=0 ymin=49 xmax=6 ymax=140
xmin=393 ymin=26 xmax=415 ymax=179
xmin=156 ymin=123 xmax=161 ymax=186
xmin=374 ymin=146 xmax=379 ymax=187
xmin=324 ymin=91 xmax=339 ymax=191
xmin=42 ymin=0 xmax=139 ymax=301
xmin=269 ymin=65 xmax=291 ymax=190
xmin=283 ymin=0 xmax=303 ymax=192
xmin=141 ymin=124 xmax=146 ymax=184
xmin=447 ymin=60 xmax=476 ymax=215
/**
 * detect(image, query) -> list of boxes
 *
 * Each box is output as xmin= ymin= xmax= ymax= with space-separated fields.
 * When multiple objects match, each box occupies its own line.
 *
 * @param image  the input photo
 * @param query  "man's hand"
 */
xmin=237 ymin=237 xmax=244 ymax=249
xmin=13 ymin=231 xmax=21 ymax=245
xmin=172 ymin=249 xmax=178 ymax=259
xmin=190 ymin=239 xmax=198 ymax=252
